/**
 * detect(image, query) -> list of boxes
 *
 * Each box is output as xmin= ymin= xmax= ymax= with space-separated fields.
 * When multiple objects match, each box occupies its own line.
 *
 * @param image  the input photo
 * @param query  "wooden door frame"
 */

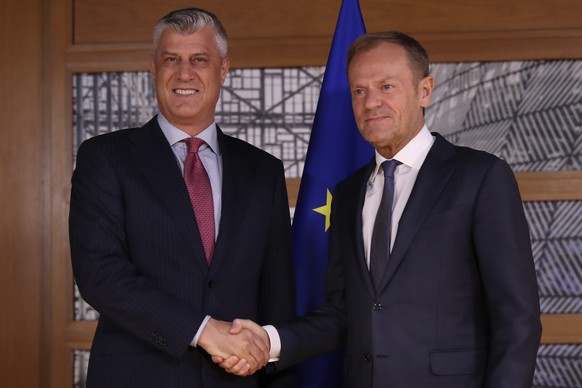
xmin=46 ymin=0 xmax=75 ymax=385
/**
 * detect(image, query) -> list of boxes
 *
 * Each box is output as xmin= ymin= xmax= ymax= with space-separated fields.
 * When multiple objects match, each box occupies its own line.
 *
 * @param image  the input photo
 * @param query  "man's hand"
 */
xmin=211 ymin=319 xmax=270 ymax=376
xmin=198 ymin=318 xmax=269 ymax=375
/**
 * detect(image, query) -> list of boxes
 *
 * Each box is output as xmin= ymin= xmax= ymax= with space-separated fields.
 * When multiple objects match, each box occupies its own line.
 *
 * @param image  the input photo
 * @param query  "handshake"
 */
xmin=198 ymin=317 xmax=273 ymax=376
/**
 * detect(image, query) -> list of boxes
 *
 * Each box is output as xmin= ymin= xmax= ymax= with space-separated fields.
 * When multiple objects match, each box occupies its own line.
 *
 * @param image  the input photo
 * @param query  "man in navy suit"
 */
xmin=69 ymin=7 xmax=296 ymax=387
xmin=218 ymin=31 xmax=542 ymax=387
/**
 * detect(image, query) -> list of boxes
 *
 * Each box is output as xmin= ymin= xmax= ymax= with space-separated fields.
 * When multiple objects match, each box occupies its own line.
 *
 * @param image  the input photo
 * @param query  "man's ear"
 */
xmin=150 ymin=54 xmax=157 ymax=79
xmin=220 ymin=57 xmax=230 ymax=84
xmin=419 ymin=75 xmax=434 ymax=108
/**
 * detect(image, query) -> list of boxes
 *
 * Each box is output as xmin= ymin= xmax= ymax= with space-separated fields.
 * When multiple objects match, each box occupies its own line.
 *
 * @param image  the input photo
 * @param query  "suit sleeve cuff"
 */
xmin=263 ymin=325 xmax=281 ymax=362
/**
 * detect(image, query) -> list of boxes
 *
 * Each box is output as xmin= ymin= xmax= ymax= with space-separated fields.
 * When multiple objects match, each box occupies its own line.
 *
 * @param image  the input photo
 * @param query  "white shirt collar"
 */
xmin=157 ymin=113 xmax=220 ymax=155
xmin=370 ymin=125 xmax=434 ymax=183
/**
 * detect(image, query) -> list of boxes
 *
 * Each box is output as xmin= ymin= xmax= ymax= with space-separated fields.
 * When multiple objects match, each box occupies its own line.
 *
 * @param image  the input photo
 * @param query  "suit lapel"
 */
xmin=127 ymin=117 xmax=208 ymax=272
xmin=209 ymin=128 xmax=251 ymax=275
xmin=343 ymin=161 xmax=377 ymax=296
xmin=378 ymin=134 xmax=457 ymax=290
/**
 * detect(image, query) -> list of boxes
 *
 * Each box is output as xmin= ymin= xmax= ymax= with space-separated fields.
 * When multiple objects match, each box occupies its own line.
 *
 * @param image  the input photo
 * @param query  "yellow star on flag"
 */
xmin=313 ymin=189 xmax=333 ymax=231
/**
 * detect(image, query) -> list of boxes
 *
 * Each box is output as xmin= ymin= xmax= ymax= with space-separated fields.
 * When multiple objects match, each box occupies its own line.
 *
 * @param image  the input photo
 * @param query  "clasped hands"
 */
xmin=198 ymin=318 xmax=269 ymax=376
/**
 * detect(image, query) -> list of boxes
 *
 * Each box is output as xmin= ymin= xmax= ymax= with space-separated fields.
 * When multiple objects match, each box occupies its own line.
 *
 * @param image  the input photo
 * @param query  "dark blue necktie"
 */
xmin=370 ymin=159 xmax=401 ymax=288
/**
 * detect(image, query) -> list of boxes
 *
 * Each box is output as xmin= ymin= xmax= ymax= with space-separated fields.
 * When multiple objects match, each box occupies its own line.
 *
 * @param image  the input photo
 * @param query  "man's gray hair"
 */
xmin=153 ymin=7 xmax=228 ymax=58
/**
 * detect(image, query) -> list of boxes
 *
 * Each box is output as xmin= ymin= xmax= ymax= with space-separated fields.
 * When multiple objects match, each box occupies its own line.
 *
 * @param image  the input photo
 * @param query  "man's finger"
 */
xmin=228 ymin=319 xmax=243 ymax=335
xmin=245 ymin=333 xmax=269 ymax=367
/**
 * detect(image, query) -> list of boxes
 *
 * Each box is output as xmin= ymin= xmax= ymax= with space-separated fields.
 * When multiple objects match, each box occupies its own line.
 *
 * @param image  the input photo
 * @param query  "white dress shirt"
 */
xmin=362 ymin=126 xmax=435 ymax=267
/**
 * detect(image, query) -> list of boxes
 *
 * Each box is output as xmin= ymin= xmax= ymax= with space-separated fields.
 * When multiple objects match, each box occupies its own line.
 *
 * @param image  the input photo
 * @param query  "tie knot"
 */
xmin=381 ymin=159 xmax=401 ymax=179
xmin=183 ymin=137 xmax=205 ymax=153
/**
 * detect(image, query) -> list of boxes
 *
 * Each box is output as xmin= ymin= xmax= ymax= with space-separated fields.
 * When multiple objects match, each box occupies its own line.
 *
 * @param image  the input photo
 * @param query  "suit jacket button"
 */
xmin=372 ymin=303 xmax=383 ymax=311
xmin=363 ymin=353 xmax=371 ymax=362
xmin=208 ymin=279 xmax=214 ymax=288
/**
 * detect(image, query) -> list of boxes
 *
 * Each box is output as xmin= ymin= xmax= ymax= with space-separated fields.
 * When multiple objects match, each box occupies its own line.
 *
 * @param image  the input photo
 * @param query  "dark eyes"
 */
xmin=352 ymin=84 xmax=393 ymax=95
xmin=163 ymin=57 xmax=208 ymax=64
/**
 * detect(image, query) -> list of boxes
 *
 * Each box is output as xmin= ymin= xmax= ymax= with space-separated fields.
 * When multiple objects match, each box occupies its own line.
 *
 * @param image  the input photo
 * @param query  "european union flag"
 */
xmin=292 ymin=0 xmax=372 ymax=386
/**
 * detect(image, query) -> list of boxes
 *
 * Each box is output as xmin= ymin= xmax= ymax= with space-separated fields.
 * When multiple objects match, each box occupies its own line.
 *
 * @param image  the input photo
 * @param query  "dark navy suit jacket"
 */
xmin=70 ymin=116 xmax=296 ymax=387
xmin=277 ymin=133 xmax=541 ymax=388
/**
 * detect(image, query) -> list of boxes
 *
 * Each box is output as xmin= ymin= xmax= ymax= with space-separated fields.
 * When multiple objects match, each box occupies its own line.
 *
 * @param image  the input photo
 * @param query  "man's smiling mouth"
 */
xmin=175 ymin=89 xmax=198 ymax=95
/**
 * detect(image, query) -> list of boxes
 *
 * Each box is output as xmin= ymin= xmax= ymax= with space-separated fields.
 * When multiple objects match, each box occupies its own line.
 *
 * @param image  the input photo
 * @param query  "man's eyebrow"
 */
xmin=159 ymin=50 xmax=209 ymax=56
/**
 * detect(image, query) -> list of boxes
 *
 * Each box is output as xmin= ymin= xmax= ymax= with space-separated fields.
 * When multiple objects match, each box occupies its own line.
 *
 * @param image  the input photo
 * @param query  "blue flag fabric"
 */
xmin=292 ymin=0 xmax=372 ymax=386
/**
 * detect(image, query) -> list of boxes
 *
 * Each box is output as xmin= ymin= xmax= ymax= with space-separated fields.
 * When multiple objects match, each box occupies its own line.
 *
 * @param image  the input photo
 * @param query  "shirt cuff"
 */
xmin=191 ymin=315 xmax=212 ymax=347
xmin=263 ymin=324 xmax=281 ymax=362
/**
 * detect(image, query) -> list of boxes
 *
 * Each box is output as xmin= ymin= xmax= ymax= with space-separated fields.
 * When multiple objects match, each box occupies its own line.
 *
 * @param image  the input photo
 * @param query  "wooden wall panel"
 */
xmin=363 ymin=0 xmax=581 ymax=33
xmin=288 ymin=172 xmax=582 ymax=207
xmin=65 ymin=313 xmax=582 ymax=353
xmin=0 ymin=0 xmax=45 ymax=386
xmin=46 ymin=0 xmax=76 ymax=385
xmin=69 ymin=0 xmax=582 ymax=71
xmin=516 ymin=171 xmax=582 ymax=202
xmin=73 ymin=0 xmax=338 ymax=44
xmin=74 ymin=0 xmax=582 ymax=45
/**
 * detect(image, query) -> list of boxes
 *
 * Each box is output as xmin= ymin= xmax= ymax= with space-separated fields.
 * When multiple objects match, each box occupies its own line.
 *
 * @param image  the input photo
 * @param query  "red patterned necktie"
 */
xmin=183 ymin=137 xmax=215 ymax=265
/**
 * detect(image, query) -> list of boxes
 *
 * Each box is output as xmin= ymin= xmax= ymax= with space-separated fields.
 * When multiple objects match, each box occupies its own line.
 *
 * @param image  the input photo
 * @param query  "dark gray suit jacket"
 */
xmin=277 ymin=133 xmax=541 ymax=388
xmin=70 ymin=116 xmax=296 ymax=387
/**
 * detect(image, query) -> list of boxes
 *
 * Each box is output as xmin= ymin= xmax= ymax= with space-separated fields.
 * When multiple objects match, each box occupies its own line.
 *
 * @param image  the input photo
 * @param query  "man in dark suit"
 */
xmin=218 ymin=31 xmax=542 ymax=387
xmin=69 ymin=7 xmax=296 ymax=388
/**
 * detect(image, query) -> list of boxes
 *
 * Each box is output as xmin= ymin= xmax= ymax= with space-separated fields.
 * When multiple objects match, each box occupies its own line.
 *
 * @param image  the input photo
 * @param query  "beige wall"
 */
xmin=1 ymin=0 xmax=581 ymax=386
